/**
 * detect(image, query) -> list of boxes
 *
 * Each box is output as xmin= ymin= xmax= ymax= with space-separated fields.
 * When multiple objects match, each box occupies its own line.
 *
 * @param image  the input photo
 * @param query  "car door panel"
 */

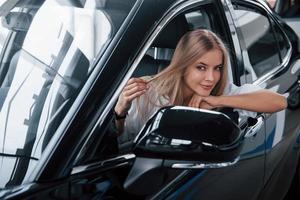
xmin=231 ymin=1 xmax=300 ymax=199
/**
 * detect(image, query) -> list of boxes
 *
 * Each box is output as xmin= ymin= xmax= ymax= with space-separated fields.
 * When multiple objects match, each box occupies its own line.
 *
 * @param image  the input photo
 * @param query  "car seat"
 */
xmin=0 ymin=50 xmax=21 ymax=110
xmin=1 ymin=50 xmax=21 ymax=88
xmin=132 ymin=15 xmax=190 ymax=77
xmin=119 ymin=15 xmax=190 ymax=151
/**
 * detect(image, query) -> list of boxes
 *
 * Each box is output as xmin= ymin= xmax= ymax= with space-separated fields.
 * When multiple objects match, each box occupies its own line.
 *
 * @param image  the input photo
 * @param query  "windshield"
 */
xmin=0 ymin=0 xmax=136 ymax=188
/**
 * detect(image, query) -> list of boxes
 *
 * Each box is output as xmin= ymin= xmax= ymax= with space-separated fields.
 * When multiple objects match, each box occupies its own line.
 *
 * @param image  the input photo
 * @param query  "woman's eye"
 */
xmin=196 ymin=66 xmax=206 ymax=71
xmin=215 ymin=66 xmax=223 ymax=71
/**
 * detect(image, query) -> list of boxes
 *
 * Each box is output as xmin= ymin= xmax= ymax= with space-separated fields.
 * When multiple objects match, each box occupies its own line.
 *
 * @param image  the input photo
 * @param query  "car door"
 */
xmin=68 ymin=1 xmax=266 ymax=200
xmin=156 ymin=1 xmax=266 ymax=199
xmin=231 ymin=0 xmax=300 ymax=199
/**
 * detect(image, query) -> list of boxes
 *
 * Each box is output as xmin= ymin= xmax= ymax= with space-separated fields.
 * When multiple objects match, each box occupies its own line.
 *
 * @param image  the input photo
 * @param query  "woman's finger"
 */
xmin=126 ymin=90 xmax=147 ymax=101
xmin=123 ymin=84 xmax=148 ymax=97
xmin=189 ymin=96 xmax=197 ymax=108
xmin=194 ymin=96 xmax=202 ymax=108
xmin=200 ymin=102 xmax=213 ymax=110
xmin=127 ymin=77 xmax=147 ymax=85
xmin=188 ymin=96 xmax=196 ymax=107
xmin=116 ymin=78 xmax=148 ymax=114
xmin=124 ymin=82 xmax=148 ymax=91
xmin=189 ymin=95 xmax=202 ymax=108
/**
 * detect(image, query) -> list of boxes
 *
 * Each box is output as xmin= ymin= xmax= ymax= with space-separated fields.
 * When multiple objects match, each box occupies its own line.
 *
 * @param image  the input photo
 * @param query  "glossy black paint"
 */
xmin=134 ymin=106 xmax=242 ymax=161
xmin=1 ymin=0 xmax=300 ymax=199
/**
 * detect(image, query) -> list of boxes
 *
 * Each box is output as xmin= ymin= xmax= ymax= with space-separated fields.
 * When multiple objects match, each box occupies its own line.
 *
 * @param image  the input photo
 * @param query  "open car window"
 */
xmin=74 ymin=1 xmax=239 ymax=165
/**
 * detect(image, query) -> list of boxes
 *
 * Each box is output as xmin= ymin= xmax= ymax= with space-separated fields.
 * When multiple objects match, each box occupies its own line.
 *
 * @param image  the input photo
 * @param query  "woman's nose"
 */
xmin=205 ymin=69 xmax=214 ymax=82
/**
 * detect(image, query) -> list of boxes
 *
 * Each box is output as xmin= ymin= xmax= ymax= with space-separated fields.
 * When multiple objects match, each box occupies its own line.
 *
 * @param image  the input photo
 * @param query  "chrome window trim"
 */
xmin=251 ymin=0 xmax=293 ymax=86
xmin=222 ymin=0 xmax=245 ymax=84
xmin=253 ymin=47 xmax=292 ymax=86
xmin=171 ymin=156 xmax=240 ymax=169
xmin=71 ymin=154 xmax=135 ymax=175
xmin=75 ymin=0 xmax=213 ymax=163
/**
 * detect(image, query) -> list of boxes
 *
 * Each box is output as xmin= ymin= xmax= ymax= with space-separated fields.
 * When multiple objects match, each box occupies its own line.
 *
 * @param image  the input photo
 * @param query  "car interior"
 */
xmin=73 ymin=4 xmax=240 ymax=165
xmin=132 ymin=15 xmax=189 ymax=78
xmin=0 ymin=1 xmax=39 ymax=109
xmin=115 ymin=8 xmax=241 ymax=154
xmin=132 ymin=7 xmax=226 ymax=78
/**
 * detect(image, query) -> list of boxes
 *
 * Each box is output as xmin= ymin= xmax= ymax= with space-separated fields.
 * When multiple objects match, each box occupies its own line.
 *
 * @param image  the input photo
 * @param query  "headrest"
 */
xmin=152 ymin=15 xmax=189 ymax=49
xmin=1 ymin=12 xmax=32 ymax=31
xmin=133 ymin=55 xmax=170 ymax=77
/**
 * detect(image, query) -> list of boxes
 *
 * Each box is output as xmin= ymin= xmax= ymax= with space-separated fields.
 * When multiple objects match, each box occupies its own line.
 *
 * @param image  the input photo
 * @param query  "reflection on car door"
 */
xmin=232 ymin=1 xmax=300 ymax=199
xmin=273 ymin=0 xmax=300 ymax=42
xmin=159 ymin=2 xmax=266 ymax=200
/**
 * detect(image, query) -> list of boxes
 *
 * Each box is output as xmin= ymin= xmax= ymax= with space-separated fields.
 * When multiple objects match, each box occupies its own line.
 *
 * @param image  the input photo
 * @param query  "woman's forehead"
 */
xmin=194 ymin=49 xmax=223 ymax=66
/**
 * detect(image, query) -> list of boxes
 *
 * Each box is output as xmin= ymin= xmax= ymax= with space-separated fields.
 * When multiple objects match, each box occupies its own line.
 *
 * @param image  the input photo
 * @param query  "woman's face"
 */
xmin=183 ymin=48 xmax=223 ymax=97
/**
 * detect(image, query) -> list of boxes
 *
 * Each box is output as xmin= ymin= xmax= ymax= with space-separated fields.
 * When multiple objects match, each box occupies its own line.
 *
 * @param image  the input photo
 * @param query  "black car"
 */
xmin=263 ymin=0 xmax=300 ymax=41
xmin=0 ymin=0 xmax=300 ymax=199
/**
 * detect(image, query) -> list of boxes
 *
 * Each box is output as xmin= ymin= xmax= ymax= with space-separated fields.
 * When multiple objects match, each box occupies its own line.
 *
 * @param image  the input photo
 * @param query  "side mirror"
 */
xmin=124 ymin=106 xmax=242 ymax=195
xmin=1 ymin=12 xmax=32 ymax=31
xmin=134 ymin=106 xmax=242 ymax=164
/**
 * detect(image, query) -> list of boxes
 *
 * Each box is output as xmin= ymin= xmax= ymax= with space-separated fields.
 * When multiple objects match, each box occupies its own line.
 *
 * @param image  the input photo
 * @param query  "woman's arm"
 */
xmin=114 ymin=117 xmax=126 ymax=135
xmin=203 ymin=89 xmax=287 ymax=113
xmin=115 ymin=78 xmax=149 ymax=135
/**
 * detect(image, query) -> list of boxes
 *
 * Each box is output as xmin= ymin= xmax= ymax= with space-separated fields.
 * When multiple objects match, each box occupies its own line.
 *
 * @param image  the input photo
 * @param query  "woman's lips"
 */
xmin=200 ymin=84 xmax=213 ymax=90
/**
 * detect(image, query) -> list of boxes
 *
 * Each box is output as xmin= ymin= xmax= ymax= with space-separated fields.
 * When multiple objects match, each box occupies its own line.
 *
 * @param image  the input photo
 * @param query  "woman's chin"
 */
xmin=195 ymin=91 xmax=211 ymax=97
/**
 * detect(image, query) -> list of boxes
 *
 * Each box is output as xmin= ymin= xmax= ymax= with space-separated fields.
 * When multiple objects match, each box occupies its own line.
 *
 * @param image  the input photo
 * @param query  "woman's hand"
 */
xmin=188 ymin=94 xmax=214 ymax=110
xmin=188 ymin=94 xmax=203 ymax=108
xmin=188 ymin=94 xmax=221 ymax=110
xmin=115 ymin=78 xmax=149 ymax=116
xmin=202 ymin=96 xmax=222 ymax=108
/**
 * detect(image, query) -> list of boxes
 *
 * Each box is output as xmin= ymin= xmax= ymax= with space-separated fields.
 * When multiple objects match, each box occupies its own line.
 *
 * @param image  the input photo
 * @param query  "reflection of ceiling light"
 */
xmin=170 ymin=139 xmax=192 ymax=146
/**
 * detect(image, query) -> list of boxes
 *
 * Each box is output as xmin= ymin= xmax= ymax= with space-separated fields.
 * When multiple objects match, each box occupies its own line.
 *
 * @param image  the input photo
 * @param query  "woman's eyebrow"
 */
xmin=215 ymin=63 xmax=223 ymax=67
xmin=198 ymin=62 xmax=223 ymax=67
xmin=198 ymin=62 xmax=208 ymax=66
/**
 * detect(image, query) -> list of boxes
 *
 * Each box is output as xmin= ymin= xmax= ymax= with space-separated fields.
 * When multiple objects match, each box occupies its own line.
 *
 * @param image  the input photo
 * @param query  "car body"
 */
xmin=0 ymin=0 xmax=300 ymax=199
xmin=263 ymin=0 xmax=300 ymax=47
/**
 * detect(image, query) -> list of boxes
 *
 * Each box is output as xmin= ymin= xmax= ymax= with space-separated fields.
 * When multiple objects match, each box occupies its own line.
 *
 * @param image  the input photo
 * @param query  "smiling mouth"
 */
xmin=200 ymin=85 xmax=213 ymax=90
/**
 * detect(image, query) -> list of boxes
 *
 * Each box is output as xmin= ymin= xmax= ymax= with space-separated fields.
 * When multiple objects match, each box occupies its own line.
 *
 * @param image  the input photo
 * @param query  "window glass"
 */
xmin=0 ymin=26 xmax=9 ymax=54
xmin=185 ymin=10 xmax=212 ymax=30
xmin=233 ymin=5 xmax=281 ymax=81
xmin=0 ymin=0 xmax=10 ymax=52
xmin=0 ymin=0 xmax=136 ymax=188
xmin=273 ymin=24 xmax=289 ymax=59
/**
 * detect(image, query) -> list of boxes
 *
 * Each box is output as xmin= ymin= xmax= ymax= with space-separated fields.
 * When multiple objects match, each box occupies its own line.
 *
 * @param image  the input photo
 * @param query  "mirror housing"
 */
xmin=134 ymin=106 xmax=242 ymax=163
xmin=124 ymin=106 xmax=243 ymax=195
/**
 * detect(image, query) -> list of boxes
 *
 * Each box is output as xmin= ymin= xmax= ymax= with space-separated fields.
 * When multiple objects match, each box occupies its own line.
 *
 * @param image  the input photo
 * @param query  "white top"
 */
xmin=118 ymin=82 xmax=262 ymax=144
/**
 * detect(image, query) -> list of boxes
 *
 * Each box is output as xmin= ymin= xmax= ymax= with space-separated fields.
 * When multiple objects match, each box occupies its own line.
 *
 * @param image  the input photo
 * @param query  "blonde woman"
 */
xmin=114 ymin=29 xmax=287 ymax=142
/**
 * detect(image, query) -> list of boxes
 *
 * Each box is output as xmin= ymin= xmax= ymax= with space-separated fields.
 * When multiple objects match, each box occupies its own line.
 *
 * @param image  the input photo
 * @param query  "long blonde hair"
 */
xmin=147 ymin=29 xmax=229 ymax=106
